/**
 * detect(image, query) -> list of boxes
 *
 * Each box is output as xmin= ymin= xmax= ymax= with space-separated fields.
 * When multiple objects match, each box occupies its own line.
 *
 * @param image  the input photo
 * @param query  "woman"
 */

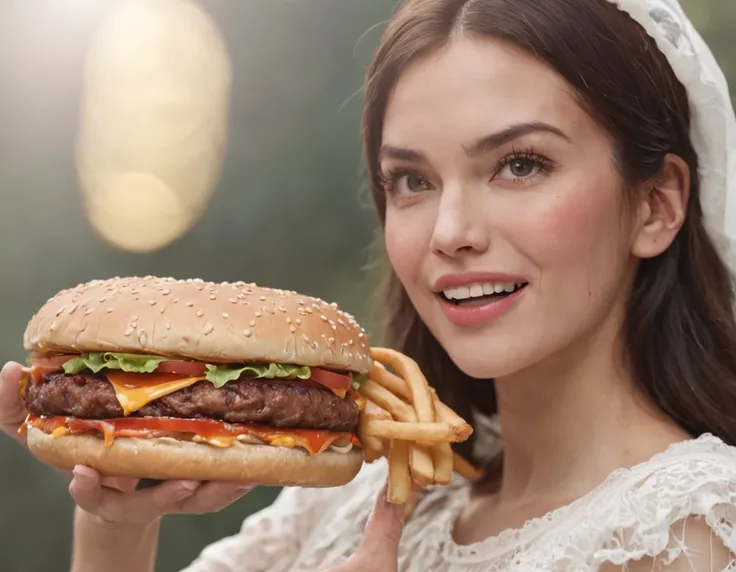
xmin=2 ymin=0 xmax=736 ymax=570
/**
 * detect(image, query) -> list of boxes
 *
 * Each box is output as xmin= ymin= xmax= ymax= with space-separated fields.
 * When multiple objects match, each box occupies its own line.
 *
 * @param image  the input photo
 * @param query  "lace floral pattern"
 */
xmin=182 ymin=435 xmax=736 ymax=572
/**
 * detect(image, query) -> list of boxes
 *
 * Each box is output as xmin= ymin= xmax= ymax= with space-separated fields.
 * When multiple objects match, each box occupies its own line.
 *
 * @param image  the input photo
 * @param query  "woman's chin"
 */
xmin=445 ymin=346 xmax=530 ymax=380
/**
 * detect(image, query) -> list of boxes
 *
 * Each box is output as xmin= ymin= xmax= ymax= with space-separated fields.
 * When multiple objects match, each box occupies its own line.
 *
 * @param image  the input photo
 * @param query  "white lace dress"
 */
xmin=181 ymin=435 xmax=736 ymax=571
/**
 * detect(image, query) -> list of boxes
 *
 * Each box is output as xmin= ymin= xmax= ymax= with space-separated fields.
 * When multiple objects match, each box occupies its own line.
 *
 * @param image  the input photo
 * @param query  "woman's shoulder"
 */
xmin=582 ymin=434 xmax=736 ymax=569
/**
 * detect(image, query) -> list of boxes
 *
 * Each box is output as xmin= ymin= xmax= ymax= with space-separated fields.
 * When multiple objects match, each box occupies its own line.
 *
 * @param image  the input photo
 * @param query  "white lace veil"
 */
xmin=611 ymin=0 xmax=736 ymax=270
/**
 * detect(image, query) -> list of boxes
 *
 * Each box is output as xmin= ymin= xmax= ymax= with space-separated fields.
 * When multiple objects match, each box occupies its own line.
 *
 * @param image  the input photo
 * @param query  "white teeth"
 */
xmin=469 ymin=284 xmax=484 ymax=297
xmin=442 ymin=281 xmax=524 ymax=300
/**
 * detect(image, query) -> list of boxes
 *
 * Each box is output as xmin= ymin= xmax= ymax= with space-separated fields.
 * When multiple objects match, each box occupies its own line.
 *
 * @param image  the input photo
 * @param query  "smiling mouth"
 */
xmin=439 ymin=282 xmax=528 ymax=306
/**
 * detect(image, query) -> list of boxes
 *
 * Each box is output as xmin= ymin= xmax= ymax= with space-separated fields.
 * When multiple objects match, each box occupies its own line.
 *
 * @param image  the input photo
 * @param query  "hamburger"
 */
xmin=20 ymin=276 xmax=371 ymax=487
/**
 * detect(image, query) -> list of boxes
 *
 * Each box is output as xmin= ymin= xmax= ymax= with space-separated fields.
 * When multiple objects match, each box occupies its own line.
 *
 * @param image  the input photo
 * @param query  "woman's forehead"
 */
xmin=382 ymin=37 xmax=590 ymax=152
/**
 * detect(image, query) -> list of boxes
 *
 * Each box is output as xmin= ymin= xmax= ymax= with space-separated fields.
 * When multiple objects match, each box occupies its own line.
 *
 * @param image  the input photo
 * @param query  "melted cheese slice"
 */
xmin=106 ymin=371 xmax=206 ymax=415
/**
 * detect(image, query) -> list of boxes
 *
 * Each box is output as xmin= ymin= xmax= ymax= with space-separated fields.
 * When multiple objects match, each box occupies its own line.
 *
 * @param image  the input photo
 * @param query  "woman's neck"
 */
xmin=492 ymin=315 xmax=688 ymax=505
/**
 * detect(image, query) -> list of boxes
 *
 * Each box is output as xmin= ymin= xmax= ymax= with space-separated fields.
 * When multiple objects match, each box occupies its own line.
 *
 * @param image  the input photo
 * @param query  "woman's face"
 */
xmin=381 ymin=37 xmax=638 ymax=379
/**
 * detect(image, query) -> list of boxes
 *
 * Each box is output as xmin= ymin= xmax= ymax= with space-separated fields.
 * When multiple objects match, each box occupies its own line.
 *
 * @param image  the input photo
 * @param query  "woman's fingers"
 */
xmin=99 ymin=475 xmax=141 ymax=493
xmin=0 ymin=362 xmax=28 ymax=447
xmin=69 ymin=465 xmax=254 ymax=525
xmin=70 ymin=465 xmax=200 ymax=525
xmin=175 ymin=480 xmax=255 ymax=514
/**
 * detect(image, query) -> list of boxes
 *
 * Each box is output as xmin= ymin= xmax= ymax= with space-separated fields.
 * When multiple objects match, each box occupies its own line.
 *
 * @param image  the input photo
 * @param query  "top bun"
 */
xmin=24 ymin=277 xmax=373 ymax=373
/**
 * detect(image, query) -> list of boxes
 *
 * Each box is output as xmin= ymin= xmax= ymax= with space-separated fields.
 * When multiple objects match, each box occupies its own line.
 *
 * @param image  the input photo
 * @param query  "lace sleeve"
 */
xmin=179 ymin=485 xmax=335 ymax=572
xmin=594 ymin=437 xmax=736 ymax=572
xmin=599 ymin=516 xmax=734 ymax=571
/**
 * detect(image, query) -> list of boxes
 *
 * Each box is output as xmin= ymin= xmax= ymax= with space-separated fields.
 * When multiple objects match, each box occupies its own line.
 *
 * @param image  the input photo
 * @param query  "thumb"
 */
xmin=358 ymin=488 xmax=408 ymax=559
xmin=0 ymin=362 xmax=29 ymax=447
xmin=327 ymin=486 xmax=413 ymax=571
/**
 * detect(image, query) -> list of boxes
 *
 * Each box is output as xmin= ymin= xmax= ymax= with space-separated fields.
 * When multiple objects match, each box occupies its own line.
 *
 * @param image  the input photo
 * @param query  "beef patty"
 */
xmin=23 ymin=373 xmax=360 ymax=433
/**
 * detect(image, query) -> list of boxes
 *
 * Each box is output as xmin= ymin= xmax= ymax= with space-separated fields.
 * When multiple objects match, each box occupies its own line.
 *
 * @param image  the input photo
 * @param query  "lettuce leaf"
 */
xmin=351 ymin=373 xmax=368 ymax=391
xmin=204 ymin=363 xmax=311 ymax=388
xmin=61 ymin=352 xmax=367 ymax=391
xmin=62 ymin=352 xmax=167 ymax=374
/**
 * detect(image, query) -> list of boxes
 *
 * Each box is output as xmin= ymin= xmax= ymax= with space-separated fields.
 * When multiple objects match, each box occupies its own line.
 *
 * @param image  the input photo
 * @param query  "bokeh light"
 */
xmin=76 ymin=0 xmax=232 ymax=253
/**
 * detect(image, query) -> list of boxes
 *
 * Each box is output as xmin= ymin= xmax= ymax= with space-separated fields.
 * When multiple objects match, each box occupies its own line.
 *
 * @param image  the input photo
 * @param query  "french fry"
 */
xmin=357 ymin=348 xmax=476 ymax=500
xmin=431 ymin=443 xmax=454 ymax=485
xmin=371 ymin=348 xmax=436 ymax=424
xmin=359 ymin=379 xmax=417 ymax=422
xmin=361 ymin=418 xmax=471 ymax=443
xmin=453 ymin=453 xmax=483 ymax=481
xmin=369 ymin=364 xmax=410 ymax=401
xmin=409 ymin=445 xmax=435 ymax=487
xmin=387 ymin=440 xmax=412 ymax=504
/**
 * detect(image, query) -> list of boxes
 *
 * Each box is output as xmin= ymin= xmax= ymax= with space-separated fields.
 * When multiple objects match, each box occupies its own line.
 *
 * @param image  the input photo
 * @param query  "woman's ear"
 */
xmin=631 ymin=153 xmax=690 ymax=259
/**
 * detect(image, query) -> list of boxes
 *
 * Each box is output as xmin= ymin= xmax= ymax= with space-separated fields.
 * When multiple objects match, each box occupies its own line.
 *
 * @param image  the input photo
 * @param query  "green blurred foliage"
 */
xmin=0 ymin=1 xmax=732 ymax=570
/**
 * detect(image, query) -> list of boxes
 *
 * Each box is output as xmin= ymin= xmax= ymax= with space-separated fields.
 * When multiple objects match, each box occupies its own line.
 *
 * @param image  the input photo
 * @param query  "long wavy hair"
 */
xmin=361 ymin=0 xmax=736 ymax=474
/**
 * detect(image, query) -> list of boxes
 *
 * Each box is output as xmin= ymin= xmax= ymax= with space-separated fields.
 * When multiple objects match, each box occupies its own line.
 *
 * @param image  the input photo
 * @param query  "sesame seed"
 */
xmin=196 ymin=310 xmax=204 ymax=317
xmin=222 ymin=312 xmax=229 ymax=319
xmin=138 ymin=331 xmax=148 ymax=346
xmin=131 ymin=321 xmax=138 ymax=328
xmin=203 ymin=323 xmax=214 ymax=335
xmin=84 ymin=308 xmax=93 ymax=315
xmin=255 ymin=311 xmax=262 ymax=317
xmin=306 ymin=308 xmax=313 ymax=314
xmin=166 ymin=323 xmax=171 ymax=330
xmin=242 ymin=329 xmax=252 ymax=337
xmin=328 ymin=337 xmax=335 ymax=343
xmin=209 ymin=294 xmax=217 ymax=300
xmin=186 ymin=302 xmax=194 ymax=307
xmin=249 ymin=320 xmax=256 ymax=327
xmin=302 ymin=334 xmax=310 ymax=342
xmin=286 ymin=317 xmax=292 ymax=324
xmin=278 ymin=306 xmax=286 ymax=312
xmin=148 ymin=300 xmax=157 ymax=306
xmin=295 ymin=318 xmax=302 ymax=325
xmin=229 ymin=297 xmax=237 ymax=304
xmin=320 ymin=315 xmax=327 ymax=321
xmin=106 ymin=308 xmax=113 ymax=313
xmin=161 ymin=289 xmax=171 ymax=295
xmin=289 ymin=326 xmax=296 ymax=333
xmin=260 ymin=296 xmax=267 ymax=301
xmin=173 ymin=297 xmax=179 ymax=303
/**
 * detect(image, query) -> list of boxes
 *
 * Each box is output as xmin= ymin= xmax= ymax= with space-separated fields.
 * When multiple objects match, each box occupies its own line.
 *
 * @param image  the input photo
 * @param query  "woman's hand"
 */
xmin=321 ymin=486 xmax=417 ymax=572
xmin=0 ymin=362 xmax=29 ymax=447
xmin=70 ymin=465 xmax=255 ymax=526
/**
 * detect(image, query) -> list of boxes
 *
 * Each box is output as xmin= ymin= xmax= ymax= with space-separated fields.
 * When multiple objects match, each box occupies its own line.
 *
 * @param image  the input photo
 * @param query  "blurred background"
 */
xmin=0 ymin=1 xmax=733 ymax=570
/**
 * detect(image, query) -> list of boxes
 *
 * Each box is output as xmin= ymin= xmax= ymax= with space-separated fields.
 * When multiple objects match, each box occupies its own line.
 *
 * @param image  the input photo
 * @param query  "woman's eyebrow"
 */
xmin=379 ymin=121 xmax=572 ymax=164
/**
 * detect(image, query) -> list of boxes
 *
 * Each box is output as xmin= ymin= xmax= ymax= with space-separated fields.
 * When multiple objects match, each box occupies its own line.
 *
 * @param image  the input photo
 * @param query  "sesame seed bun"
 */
xmin=26 ymin=427 xmax=363 ymax=487
xmin=24 ymin=276 xmax=373 ymax=373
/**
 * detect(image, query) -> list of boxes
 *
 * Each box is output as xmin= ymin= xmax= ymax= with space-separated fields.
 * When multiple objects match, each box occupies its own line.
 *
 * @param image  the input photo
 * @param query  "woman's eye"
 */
xmin=405 ymin=173 xmax=432 ymax=192
xmin=500 ymin=158 xmax=540 ymax=180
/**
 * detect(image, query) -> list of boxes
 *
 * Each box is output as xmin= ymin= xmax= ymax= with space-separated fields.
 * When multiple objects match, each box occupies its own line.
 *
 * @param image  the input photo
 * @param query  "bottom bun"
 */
xmin=27 ymin=427 xmax=363 ymax=487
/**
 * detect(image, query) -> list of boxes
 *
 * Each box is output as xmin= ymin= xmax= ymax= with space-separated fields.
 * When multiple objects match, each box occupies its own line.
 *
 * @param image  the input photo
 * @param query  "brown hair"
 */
xmin=361 ymin=0 xmax=736 ymax=469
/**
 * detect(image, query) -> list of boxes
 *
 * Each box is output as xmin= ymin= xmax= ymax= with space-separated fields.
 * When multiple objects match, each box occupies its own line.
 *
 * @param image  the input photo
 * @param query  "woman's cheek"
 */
xmin=384 ymin=209 xmax=431 ymax=285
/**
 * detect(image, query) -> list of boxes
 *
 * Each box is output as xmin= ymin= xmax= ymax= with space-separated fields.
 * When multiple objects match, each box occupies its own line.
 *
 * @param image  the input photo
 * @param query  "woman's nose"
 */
xmin=429 ymin=189 xmax=490 ymax=257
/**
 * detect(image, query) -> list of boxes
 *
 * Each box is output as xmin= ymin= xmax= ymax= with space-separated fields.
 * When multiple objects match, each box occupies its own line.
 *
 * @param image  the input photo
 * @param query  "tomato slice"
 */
xmin=30 ymin=355 xmax=76 ymax=369
xmin=309 ymin=368 xmax=352 ymax=396
xmin=156 ymin=360 xmax=207 ymax=377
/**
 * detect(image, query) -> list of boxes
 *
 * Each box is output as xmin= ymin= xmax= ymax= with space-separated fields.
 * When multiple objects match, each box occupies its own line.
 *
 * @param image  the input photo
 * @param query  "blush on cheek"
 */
xmin=383 ymin=210 xmax=429 ymax=288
